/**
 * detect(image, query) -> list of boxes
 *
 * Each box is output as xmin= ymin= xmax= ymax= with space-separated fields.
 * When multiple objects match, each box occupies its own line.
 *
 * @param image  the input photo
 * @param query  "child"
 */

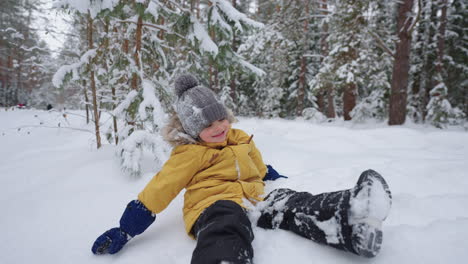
xmin=92 ymin=74 xmax=392 ymax=263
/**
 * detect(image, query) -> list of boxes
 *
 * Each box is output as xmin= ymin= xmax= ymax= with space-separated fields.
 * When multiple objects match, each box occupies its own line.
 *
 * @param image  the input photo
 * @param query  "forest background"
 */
xmin=1 ymin=0 xmax=467 ymax=176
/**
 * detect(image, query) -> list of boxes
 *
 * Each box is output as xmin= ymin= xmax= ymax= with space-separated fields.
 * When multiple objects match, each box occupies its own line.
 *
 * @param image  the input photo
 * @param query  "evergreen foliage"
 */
xmin=2 ymin=0 xmax=467 ymax=177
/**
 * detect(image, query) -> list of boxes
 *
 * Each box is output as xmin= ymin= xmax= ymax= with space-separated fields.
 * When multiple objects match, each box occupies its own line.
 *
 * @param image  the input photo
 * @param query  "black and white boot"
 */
xmin=348 ymin=169 xmax=392 ymax=257
xmin=257 ymin=169 xmax=392 ymax=258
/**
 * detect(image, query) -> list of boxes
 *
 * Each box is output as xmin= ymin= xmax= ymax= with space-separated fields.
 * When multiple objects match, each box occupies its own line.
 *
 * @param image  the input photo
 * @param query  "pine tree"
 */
xmin=350 ymin=0 xmax=395 ymax=122
xmin=389 ymin=0 xmax=416 ymax=125
xmin=426 ymin=0 xmax=465 ymax=127
xmin=315 ymin=0 xmax=370 ymax=121
xmin=0 ymin=0 xmax=53 ymax=107
xmin=53 ymin=0 xmax=264 ymax=176
xmin=445 ymin=0 xmax=468 ymax=118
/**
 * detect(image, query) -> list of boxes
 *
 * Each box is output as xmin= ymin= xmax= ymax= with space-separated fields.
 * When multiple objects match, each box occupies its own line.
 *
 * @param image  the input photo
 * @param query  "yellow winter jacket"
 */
xmin=138 ymin=128 xmax=267 ymax=238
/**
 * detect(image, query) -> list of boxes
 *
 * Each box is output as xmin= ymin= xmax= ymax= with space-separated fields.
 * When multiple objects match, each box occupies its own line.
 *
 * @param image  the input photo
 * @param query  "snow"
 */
xmin=1 ymin=109 xmax=468 ymax=263
xmin=189 ymin=16 xmax=219 ymax=55
xmin=238 ymin=58 xmax=266 ymax=76
xmin=214 ymin=0 xmax=264 ymax=30
xmin=52 ymin=49 xmax=97 ymax=88
xmin=112 ymin=90 xmax=138 ymax=117
xmin=54 ymin=0 xmax=120 ymax=18
xmin=139 ymin=79 xmax=167 ymax=125
xmin=145 ymin=2 xmax=160 ymax=20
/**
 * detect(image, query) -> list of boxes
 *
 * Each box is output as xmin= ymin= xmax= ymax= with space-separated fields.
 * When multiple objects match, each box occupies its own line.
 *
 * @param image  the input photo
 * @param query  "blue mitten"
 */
xmin=263 ymin=165 xmax=288 ymax=181
xmin=92 ymin=200 xmax=156 ymax=255
xmin=92 ymin=227 xmax=129 ymax=254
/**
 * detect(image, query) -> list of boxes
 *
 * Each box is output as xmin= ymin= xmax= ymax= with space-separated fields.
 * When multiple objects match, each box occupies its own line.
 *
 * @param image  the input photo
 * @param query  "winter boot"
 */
xmin=257 ymin=187 xmax=355 ymax=253
xmin=348 ymin=169 xmax=392 ymax=257
xmin=257 ymin=169 xmax=391 ymax=258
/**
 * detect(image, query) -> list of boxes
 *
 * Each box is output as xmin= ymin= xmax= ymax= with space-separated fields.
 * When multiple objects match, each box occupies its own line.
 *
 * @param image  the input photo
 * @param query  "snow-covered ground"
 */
xmin=1 ymin=109 xmax=467 ymax=263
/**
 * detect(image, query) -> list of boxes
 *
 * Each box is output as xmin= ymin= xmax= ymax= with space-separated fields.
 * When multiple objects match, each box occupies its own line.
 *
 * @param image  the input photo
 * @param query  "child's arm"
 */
xmin=247 ymin=138 xmax=268 ymax=177
xmin=92 ymin=200 xmax=155 ymax=254
xmin=138 ymin=146 xmax=204 ymax=213
xmin=246 ymin=135 xmax=287 ymax=181
xmin=92 ymin=146 xmax=204 ymax=255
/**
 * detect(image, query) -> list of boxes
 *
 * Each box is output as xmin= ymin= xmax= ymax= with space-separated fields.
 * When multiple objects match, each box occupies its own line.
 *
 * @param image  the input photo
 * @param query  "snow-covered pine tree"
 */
xmin=0 ymin=0 xmax=53 ymax=107
xmin=53 ymin=0 xmax=172 ymax=175
xmin=237 ymin=24 xmax=290 ymax=117
xmin=445 ymin=0 xmax=468 ymax=119
xmin=350 ymin=0 xmax=395 ymax=122
xmin=315 ymin=0 xmax=370 ymax=121
xmin=244 ymin=0 xmax=320 ymax=118
xmin=107 ymin=0 xmax=178 ymax=177
xmin=425 ymin=0 xmax=465 ymax=128
xmin=408 ymin=0 xmax=434 ymax=123
xmin=199 ymin=0 xmax=264 ymax=112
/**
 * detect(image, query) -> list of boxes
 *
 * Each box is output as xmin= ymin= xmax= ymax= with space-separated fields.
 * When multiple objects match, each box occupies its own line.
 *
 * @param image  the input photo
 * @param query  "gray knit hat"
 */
xmin=174 ymin=74 xmax=228 ymax=139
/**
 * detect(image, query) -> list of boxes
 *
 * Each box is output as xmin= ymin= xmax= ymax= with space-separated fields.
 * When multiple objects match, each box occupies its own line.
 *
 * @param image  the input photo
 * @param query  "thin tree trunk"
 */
xmin=389 ymin=0 xmax=415 ymax=125
xmin=131 ymin=15 xmax=143 ymax=91
xmin=6 ymin=55 xmax=13 ymax=106
xmin=297 ymin=0 xmax=309 ymax=116
xmin=0 ymin=59 xmax=4 ymax=106
xmin=103 ymin=19 xmax=119 ymax=145
xmin=230 ymin=0 xmax=237 ymax=106
xmin=209 ymin=26 xmax=216 ymax=91
xmin=435 ymin=0 xmax=447 ymax=77
xmin=83 ymin=79 xmax=90 ymax=124
xmin=326 ymin=83 xmax=336 ymax=118
xmin=343 ymin=82 xmax=357 ymax=121
xmin=343 ymin=43 xmax=358 ymax=121
xmin=321 ymin=0 xmax=335 ymax=118
xmin=418 ymin=0 xmax=432 ymax=121
xmin=87 ymin=12 xmax=102 ymax=148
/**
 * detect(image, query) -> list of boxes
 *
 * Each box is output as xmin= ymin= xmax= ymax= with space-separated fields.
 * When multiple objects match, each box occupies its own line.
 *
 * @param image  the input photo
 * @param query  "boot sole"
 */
xmin=349 ymin=169 xmax=392 ymax=257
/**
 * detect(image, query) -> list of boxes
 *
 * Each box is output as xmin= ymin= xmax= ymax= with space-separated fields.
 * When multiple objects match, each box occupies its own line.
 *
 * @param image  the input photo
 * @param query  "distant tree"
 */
xmin=426 ymin=0 xmax=465 ymax=127
xmin=315 ymin=0 xmax=370 ymax=121
xmin=445 ymin=0 xmax=468 ymax=118
xmin=389 ymin=0 xmax=416 ymax=125
xmin=0 ymin=0 xmax=53 ymax=107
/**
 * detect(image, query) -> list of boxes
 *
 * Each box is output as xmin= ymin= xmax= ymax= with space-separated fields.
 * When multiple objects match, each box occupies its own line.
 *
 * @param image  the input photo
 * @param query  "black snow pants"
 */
xmin=257 ymin=188 xmax=358 ymax=254
xmin=191 ymin=190 xmax=358 ymax=264
xmin=191 ymin=200 xmax=254 ymax=264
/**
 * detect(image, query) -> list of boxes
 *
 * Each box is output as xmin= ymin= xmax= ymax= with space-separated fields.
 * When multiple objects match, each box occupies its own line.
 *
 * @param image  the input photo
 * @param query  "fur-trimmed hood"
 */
xmin=161 ymin=109 xmax=237 ymax=147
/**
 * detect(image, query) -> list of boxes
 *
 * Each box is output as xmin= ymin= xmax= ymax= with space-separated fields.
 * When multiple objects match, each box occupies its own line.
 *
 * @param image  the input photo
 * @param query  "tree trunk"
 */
xmin=209 ymin=26 xmax=216 ymax=91
xmin=326 ymin=83 xmax=336 ymax=118
xmin=87 ymin=12 xmax=102 ymax=148
xmin=5 ymin=55 xmax=13 ymax=106
xmin=131 ymin=15 xmax=143 ymax=91
xmin=297 ymin=0 xmax=309 ymax=116
xmin=83 ymin=79 xmax=89 ymax=124
xmin=435 ymin=0 xmax=448 ymax=76
xmin=389 ymin=0 xmax=415 ymax=125
xmin=104 ymin=19 xmax=119 ymax=145
xmin=418 ymin=0 xmax=434 ymax=121
xmin=342 ymin=43 xmax=358 ymax=121
xmin=343 ymin=82 xmax=357 ymax=120
xmin=230 ymin=0 xmax=237 ymax=106
xmin=321 ymin=0 xmax=335 ymax=118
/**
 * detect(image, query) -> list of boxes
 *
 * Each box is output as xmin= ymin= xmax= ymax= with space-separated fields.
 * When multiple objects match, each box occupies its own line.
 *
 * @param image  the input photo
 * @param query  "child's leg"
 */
xmin=191 ymin=200 xmax=254 ymax=264
xmin=257 ymin=169 xmax=391 ymax=257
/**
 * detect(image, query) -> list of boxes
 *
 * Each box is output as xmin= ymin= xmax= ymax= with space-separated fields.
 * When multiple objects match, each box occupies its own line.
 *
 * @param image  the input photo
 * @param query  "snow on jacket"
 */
xmin=138 ymin=115 xmax=267 ymax=238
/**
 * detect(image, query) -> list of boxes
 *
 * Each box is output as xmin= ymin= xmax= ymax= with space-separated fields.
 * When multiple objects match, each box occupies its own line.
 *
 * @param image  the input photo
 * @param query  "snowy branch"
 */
xmin=367 ymin=30 xmax=395 ymax=59
xmin=115 ymin=19 xmax=185 ymax=39
xmin=7 ymin=125 xmax=94 ymax=134
xmin=408 ymin=0 xmax=423 ymax=35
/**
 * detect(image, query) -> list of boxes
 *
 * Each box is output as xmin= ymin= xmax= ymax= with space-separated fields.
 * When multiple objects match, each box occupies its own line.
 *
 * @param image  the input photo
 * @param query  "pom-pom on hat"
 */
xmin=174 ymin=74 xmax=228 ymax=139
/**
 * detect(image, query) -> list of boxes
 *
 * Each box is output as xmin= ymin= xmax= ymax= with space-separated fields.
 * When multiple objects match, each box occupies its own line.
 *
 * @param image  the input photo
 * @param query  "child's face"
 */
xmin=199 ymin=119 xmax=230 ymax=143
